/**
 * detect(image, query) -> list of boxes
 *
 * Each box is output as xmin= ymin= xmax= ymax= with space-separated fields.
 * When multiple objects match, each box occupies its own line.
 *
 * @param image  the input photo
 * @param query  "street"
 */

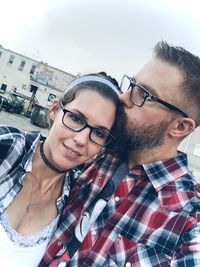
xmin=0 ymin=110 xmax=48 ymax=137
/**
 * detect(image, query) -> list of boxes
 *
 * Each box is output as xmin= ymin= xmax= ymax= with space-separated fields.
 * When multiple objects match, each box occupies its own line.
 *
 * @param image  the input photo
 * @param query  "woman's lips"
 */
xmin=63 ymin=144 xmax=82 ymax=158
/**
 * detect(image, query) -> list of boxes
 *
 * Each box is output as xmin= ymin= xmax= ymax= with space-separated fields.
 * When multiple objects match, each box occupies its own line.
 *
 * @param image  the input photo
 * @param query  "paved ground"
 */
xmin=0 ymin=110 xmax=48 ymax=136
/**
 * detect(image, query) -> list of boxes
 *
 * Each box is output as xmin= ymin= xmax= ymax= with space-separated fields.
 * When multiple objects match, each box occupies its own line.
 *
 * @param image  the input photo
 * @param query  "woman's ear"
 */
xmin=169 ymin=117 xmax=196 ymax=139
xmin=49 ymin=99 xmax=60 ymax=122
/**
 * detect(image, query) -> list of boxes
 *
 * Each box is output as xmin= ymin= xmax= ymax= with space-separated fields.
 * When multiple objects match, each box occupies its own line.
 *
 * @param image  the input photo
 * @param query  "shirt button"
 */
xmin=56 ymin=244 xmax=66 ymax=257
xmin=115 ymin=196 xmax=120 ymax=202
xmin=57 ymin=241 xmax=63 ymax=247
xmin=126 ymin=262 xmax=131 ymax=267
xmin=92 ymin=230 xmax=97 ymax=236
xmin=58 ymin=262 xmax=66 ymax=267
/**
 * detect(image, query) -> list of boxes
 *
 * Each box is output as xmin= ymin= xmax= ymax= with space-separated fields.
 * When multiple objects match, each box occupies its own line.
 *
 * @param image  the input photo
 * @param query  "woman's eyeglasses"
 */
xmin=59 ymin=101 xmax=115 ymax=147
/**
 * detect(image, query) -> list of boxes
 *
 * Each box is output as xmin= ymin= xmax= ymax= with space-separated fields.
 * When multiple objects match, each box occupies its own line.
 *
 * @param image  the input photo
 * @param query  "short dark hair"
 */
xmin=154 ymin=41 xmax=200 ymax=126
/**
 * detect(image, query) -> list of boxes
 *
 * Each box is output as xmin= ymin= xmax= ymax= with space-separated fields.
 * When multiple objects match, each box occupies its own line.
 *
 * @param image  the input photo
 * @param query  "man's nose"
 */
xmin=73 ymin=127 xmax=90 ymax=146
xmin=119 ymin=90 xmax=133 ymax=108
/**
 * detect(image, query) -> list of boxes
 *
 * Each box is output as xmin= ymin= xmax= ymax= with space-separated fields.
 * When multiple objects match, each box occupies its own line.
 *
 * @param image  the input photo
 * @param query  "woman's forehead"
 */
xmin=66 ymin=90 xmax=116 ymax=126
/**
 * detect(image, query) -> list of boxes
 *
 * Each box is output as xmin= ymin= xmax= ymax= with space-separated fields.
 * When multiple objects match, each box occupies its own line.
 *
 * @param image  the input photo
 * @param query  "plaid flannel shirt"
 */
xmin=40 ymin=150 xmax=200 ymax=267
xmin=0 ymin=125 xmax=71 ymax=232
xmin=1 ymin=126 xmax=200 ymax=266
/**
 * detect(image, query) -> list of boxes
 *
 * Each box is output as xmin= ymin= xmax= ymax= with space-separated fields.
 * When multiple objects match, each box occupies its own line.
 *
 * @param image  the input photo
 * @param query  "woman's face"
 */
xmin=45 ymin=89 xmax=116 ymax=170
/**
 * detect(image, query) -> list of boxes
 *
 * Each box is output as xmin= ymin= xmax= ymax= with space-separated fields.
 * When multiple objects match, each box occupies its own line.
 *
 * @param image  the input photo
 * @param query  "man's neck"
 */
xmin=128 ymin=144 xmax=178 ymax=169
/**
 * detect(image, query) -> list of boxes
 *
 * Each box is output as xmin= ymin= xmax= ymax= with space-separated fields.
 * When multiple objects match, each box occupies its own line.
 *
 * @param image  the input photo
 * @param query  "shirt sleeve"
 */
xmin=171 ymin=222 xmax=200 ymax=266
xmin=0 ymin=126 xmax=24 ymax=165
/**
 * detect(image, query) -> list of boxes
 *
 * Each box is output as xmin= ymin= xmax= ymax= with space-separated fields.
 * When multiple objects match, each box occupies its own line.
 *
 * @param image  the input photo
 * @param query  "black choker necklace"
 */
xmin=40 ymin=142 xmax=67 ymax=174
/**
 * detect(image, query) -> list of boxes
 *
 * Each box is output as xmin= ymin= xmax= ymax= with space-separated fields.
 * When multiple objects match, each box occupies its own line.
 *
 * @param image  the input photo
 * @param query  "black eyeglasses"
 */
xmin=120 ymin=75 xmax=188 ymax=118
xmin=59 ymin=102 xmax=115 ymax=147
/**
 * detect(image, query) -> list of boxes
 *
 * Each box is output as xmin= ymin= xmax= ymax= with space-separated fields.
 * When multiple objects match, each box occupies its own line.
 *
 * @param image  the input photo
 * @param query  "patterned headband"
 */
xmin=65 ymin=75 xmax=120 ymax=96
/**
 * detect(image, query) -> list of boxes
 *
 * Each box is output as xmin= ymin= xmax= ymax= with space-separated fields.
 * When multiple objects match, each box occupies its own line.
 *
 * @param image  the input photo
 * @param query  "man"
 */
xmin=39 ymin=41 xmax=200 ymax=266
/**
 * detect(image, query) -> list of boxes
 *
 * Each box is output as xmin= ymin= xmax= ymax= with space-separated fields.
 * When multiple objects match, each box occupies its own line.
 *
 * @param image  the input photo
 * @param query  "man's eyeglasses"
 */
xmin=59 ymin=102 xmax=115 ymax=147
xmin=120 ymin=75 xmax=188 ymax=118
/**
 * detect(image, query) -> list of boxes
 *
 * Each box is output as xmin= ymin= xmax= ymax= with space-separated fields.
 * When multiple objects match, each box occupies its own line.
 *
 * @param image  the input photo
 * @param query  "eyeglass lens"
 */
xmin=121 ymin=76 xmax=146 ymax=106
xmin=120 ymin=75 xmax=188 ymax=117
xmin=62 ymin=110 xmax=112 ymax=146
xmin=120 ymin=76 xmax=132 ymax=92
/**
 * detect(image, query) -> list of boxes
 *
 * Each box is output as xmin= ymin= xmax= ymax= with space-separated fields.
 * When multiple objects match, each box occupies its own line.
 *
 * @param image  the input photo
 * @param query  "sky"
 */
xmin=0 ymin=0 xmax=200 ymax=82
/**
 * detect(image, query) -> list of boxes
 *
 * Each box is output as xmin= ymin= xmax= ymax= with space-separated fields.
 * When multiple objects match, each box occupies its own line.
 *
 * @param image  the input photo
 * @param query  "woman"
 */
xmin=0 ymin=72 xmax=122 ymax=267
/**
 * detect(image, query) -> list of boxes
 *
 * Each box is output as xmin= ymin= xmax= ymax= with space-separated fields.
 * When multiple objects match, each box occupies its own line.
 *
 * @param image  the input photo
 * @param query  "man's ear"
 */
xmin=169 ymin=117 xmax=196 ymax=139
xmin=49 ymin=99 xmax=60 ymax=122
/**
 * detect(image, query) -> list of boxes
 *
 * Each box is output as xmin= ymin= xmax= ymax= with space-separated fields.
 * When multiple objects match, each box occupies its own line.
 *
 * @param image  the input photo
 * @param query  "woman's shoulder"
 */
xmin=0 ymin=126 xmax=40 ymax=141
xmin=0 ymin=126 xmax=40 ymax=165
xmin=0 ymin=125 xmax=22 ymax=136
xmin=0 ymin=126 xmax=24 ymax=164
xmin=0 ymin=126 xmax=26 ymax=143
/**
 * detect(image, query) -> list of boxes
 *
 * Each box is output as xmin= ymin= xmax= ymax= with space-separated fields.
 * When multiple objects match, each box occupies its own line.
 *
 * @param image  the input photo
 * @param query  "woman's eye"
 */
xmin=93 ymin=129 xmax=107 ymax=139
xmin=68 ymin=113 xmax=83 ymax=124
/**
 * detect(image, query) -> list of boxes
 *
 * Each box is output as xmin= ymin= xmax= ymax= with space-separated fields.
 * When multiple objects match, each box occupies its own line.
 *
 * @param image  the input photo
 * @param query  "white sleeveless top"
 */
xmin=0 ymin=211 xmax=59 ymax=267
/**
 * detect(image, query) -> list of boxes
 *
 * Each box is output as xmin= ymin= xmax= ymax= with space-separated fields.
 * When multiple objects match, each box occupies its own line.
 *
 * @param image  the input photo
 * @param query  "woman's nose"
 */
xmin=73 ymin=128 xmax=90 ymax=146
xmin=119 ymin=90 xmax=133 ymax=108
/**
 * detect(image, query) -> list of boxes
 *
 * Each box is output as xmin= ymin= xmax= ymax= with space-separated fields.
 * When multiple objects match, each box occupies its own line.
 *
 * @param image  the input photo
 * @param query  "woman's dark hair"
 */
xmin=60 ymin=72 xmax=124 ymax=151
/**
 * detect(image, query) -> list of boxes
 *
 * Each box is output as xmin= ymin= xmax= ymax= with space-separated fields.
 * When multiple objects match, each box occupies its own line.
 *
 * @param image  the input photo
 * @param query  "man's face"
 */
xmin=119 ymin=58 xmax=184 ymax=151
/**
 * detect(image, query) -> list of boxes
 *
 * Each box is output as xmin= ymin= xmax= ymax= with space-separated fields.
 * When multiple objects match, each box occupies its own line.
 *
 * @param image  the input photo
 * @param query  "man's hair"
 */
xmin=154 ymin=41 xmax=200 ymax=126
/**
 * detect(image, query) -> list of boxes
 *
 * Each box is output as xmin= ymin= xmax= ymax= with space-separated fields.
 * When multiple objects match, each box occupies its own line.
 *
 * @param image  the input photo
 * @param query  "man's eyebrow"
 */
xmin=133 ymin=76 xmax=158 ymax=96
xmin=72 ymin=109 xmax=110 ymax=132
xmin=140 ymin=83 xmax=158 ymax=96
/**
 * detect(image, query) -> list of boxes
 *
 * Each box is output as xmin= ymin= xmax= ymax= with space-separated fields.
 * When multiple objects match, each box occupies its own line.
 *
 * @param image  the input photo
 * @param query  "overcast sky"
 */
xmin=0 ymin=0 xmax=200 ymax=82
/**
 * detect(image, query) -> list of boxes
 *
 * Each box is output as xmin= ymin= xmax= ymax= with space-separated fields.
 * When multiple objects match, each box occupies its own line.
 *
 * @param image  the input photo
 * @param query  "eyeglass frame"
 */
xmin=59 ymin=101 xmax=115 ymax=147
xmin=120 ymin=74 xmax=188 ymax=118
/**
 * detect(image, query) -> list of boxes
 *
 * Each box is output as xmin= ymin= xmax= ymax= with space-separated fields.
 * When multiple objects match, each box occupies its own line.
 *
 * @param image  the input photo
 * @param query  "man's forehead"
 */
xmin=133 ymin=58 xmax=184 ymax=95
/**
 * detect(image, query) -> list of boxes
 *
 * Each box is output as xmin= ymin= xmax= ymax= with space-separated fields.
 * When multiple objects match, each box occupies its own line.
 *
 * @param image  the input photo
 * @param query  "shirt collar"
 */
xmin=61 ymin=171 xmax=72 ymax=198
xmin=142 ymin=152 xmax=188 ymax=192
xmin=19 ymin=131 xmax=41 ymax=171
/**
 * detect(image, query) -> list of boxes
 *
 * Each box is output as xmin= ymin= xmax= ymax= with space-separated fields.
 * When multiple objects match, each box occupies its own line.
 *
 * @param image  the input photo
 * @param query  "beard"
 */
xmin=117 ymin=115 xmax=172 ymax=153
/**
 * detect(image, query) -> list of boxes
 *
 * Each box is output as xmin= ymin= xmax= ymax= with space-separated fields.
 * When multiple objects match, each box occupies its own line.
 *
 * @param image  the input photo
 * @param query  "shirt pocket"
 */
xmin=108 ymin=235 xmax=171 ymax=267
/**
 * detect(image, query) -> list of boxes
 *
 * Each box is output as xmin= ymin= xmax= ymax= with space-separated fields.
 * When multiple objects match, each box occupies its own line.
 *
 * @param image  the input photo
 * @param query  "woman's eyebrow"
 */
xmin=72 ymin=109 xmax=110 ymax=131
xmin=71 ymin=109 xmax=87 ymax=120
xmin=95 ymin=125 xmax=110 ymax=132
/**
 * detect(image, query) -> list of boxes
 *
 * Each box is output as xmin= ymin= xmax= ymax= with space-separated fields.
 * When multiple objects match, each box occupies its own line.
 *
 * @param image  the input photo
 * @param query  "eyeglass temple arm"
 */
xmin=151 ymin=96 xmax=188 ymax=118
xmin=59 ymin=101 xmax=64 ymax=110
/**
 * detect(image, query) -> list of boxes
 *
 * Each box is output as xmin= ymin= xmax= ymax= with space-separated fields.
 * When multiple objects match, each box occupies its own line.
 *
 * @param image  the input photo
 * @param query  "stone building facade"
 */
xmin=0 ymin=45 xmax=75 ymax=112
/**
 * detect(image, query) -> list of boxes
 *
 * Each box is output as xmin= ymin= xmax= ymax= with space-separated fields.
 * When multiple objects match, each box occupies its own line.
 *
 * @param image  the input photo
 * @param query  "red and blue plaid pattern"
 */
xmin=40 ymin=152 xmax=200 ymax=266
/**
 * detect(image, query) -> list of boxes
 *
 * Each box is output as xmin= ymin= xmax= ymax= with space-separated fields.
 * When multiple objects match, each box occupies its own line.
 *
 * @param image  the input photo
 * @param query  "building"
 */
xmin=0 ymin=45 xmax=75 ymax=112
xmin=179 ymin=128 xmax=200 ymax=180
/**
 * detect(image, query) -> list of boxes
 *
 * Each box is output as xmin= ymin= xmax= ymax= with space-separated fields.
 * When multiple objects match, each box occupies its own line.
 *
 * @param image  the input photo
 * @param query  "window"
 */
xmin=30 ymin=84 xmax=38 ymax=94
xmin=18 ymin=60 xmax=26 ymax=71
xmin=8 ymin=55 xmax=15 ymax=64
xmin=30 ymin=64 xmax=36 ymax=75
xmin=0 ymin=83 xmax=7 ymax=92
xmin=48 ymin=93 xmax=56 ymax=101
xmin=36 ymin=72 xmax=52 ymax=85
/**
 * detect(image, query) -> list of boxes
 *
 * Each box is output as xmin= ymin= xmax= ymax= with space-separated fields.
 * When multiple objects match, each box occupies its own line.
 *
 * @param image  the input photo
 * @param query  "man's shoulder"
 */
xmin=80 ymin=152 xmax=123 ymax=180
